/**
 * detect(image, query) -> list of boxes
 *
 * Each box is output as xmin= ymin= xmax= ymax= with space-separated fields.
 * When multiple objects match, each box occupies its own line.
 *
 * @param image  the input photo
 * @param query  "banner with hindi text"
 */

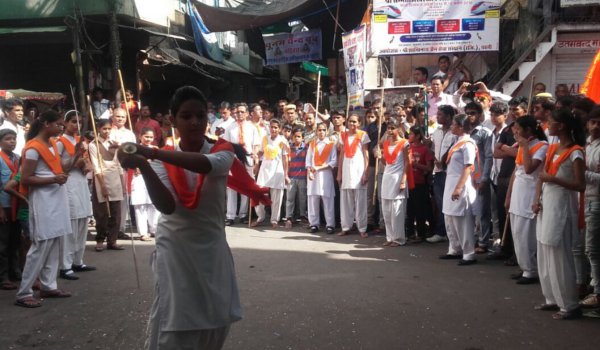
xmin=263 ymin=29 xmax=322 ymax=65
xmin=342 ymin=25 xmax=367 ymax=109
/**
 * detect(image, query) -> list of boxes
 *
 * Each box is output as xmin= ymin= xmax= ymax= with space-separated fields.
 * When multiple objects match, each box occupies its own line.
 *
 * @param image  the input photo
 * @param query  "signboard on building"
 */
xmin=342 ymin=25 xmax=367 ymax=108
xmin=370 ymin=0 xmax=500 ymax=55
xmin=263 ymin=29 xmax=322 ymax=65
xmin=561 ymin=0 xmax=599 ymax=6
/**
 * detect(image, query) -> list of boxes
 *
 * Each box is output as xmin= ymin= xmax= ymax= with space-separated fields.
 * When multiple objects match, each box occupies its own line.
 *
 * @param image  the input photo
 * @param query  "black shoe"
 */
xmin=510 ymin=272 xmax=523 ymax=280
xmin=225 ymin=219 xmax=234 ymax=226
xmin=309 ymin=226 xmax=318 ymax=233
xmin=516 ymin=276 xmax=539 ymax=285
xmin=71 ymin=264 xmax=96 ymax=272
xmin=326 ymin=227 xmax=335 ymax=234
xmin=59 ymin=270 xmax=79 ymax=280
xmin=117 ymin=232 xmax=131 ymax=240
xmin=457 ymin=259 xmax=477 ymax=266
xmin=439 ymin=254 xmax=462 ymax=260
xmin=239 ymin=217 xmax=249 ymax=224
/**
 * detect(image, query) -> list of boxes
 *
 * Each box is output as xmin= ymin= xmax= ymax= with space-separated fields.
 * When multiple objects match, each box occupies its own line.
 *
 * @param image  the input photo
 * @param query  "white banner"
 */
xmin=263 ymin=29 xmax=322 ymax=65
xmin=370 ymin=0 xmax=500 ymax=55
xmin=342 ymin=25 xmax=367 ymax=108
xmin=561 ymin=0 xmax=598 ymax=6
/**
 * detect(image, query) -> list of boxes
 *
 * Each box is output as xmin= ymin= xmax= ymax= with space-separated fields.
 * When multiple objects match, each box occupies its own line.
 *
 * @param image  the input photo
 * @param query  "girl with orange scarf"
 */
xmin=306 ymin=122 xmax=337 ymax=234
xmin=533 ymin=108 xmax=586 ymax=320
xmin=336 ymin=114 xmax=370 ymax=237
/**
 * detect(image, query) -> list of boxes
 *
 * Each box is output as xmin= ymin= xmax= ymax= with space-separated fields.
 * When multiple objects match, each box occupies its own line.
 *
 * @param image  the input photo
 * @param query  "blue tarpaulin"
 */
xmin=187 ymin=0 xmax=223 ymax=63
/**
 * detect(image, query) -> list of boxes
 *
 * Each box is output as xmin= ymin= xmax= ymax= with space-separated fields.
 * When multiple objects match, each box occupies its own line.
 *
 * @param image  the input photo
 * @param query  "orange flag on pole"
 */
xmin=580 ymin=48 xmax=600 ymax=103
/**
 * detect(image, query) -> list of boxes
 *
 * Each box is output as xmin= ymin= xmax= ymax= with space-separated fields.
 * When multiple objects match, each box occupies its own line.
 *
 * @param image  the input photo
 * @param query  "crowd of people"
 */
xmin=0 ymin=73 xmax=599 ymax=335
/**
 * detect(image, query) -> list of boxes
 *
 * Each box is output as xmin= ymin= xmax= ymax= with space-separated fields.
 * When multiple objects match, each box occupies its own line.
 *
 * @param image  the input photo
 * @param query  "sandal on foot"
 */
xmin=139 ymin=235 xmax=152 ymax=242
xmin=95 ymin=243 xmax=104 ymax=252
xmin=534 ymin=303 xmax=559 ymax=311
xmin=552 ymin=308 xmax=582 ymax=320
xmin=389 ymin=242 xmax=403 ymax=247
xmin=580 ymin=294 xmax=600 ymax=308
xmin=360 ymin=232 xmax=369 ymax=238
xmin=106 ymin=244 xmax=125 ymax=250
xmin=15 ymin=297 xmax=42 ymax=308
xmin=39 ymin=289 xmax=71 ymax=298
xmin=1 ymin=281 xmax=18 ymax=290
xmin=250 ymin=220 xmax=264 ymax=227
xmin=337 ymin=231 xmax=350 ymax=236
xmin=383 ymin=241 xmax=392 ymax=246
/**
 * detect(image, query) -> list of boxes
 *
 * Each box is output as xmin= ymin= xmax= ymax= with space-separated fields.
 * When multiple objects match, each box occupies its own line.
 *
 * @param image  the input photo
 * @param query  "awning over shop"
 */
xmin=175 ymin=48 xmax=252 ymax=75
xmin=0 ymin=89 xmax=65 ymax=101
xmin=302 ymin=61 xmax=329 ymax=76
xmin=0 ymin=26 xmax=67 ymax=35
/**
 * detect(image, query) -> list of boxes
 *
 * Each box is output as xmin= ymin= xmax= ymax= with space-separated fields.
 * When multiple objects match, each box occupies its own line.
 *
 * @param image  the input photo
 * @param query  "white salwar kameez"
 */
xmin=146 ymin=142 xmax=241 ymax=350
xmin=57 ymin=136 xmax=93 ymax=271
xmin=381 ymin=141 xmax=409 ymax=244
xmin=509 ymin=140 xmax=548 ymax=278
xmin=131 ymin=171 xmax=159 ymax=237
xmin=110 ymin=127 xmax=136 ymax=231
xmin=255 ymin=135 xmax=289 ymax=224
xmin=306 ymin=139 xmax=337 ymax=228
xmin=443 ymin=136 xmax=477 ymax=261
xmin=17 ymin=147 xmax=72 ymax=299
xmin=536 ymin=150 xmax=583 ymax=312
xmin=338 ymin=132 xmax=370 ymax=233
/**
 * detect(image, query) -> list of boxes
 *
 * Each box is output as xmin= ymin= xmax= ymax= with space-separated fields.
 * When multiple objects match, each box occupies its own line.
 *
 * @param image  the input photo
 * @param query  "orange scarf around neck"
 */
xmin=515 ymin=140 xmax=546 ymax=166
xmin=341 ymin=130 xmax=365 ymax=158
xmin=311 ymin=140 xmax=334 ymax=166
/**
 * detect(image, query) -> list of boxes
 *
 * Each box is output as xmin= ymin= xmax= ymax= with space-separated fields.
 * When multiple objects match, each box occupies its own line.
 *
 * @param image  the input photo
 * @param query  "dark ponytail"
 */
xmin=27 ymin=110 xmax=61 ymax=141
xmin=515 ymin=115 xmax=547 ymax=141
xmin=551 ymin=108 xmax=586 ymax=146
xmin=170 ymin=86 xmax=248 ymax=165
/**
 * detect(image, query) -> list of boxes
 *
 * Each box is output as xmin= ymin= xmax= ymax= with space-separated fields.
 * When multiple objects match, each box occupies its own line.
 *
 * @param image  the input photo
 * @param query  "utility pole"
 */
xmin=70 ymin=12 xmax=89 ymax=130
xmin=109 ymin=0 xmax=122 ymax=103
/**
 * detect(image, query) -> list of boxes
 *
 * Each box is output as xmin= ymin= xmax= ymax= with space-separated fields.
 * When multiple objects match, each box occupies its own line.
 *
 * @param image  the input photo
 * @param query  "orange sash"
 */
xmin=382 ymin=139 xmax=407 ymax=165
xmin=0 ymin=150 xmax=18 ymax=175
xmin=446 ymin=139 xmax=480 ymax=180
xmin=58 ymin=135 xmax=81 ymax=156
xmin=23 ymin=139 xmax=63 ymax=175
xmin=341 ymin=130 xmax=365 ymax=158
xmin=0 ymin=150 xmax=19 ymax=220
xmin=544 ymin=143 xmax=585 ymax=229
xmin=311 ymin=140 xmax=334 ymax=166
xmin=515 ymin=141 xmax=546 ymax=166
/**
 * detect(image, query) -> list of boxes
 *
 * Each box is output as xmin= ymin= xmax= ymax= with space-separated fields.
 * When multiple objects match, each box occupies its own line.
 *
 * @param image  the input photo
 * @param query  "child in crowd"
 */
xmin=16 ymin=110 xmax=73 ymax=308
xmin=406 ymin=126 xmax=433 ymax=242
xmin=306 ymin=123 xmax=337 ymax=234
xmin=253 ymin=119 xmax=289 ymax=228
xmin=441 ymin=114 xmax=478 ymax=266
xmin=57 ymin=113 xmax=95 ymax=280
xmin=0 ymin=129 xmax=21 ymax=290
xmin=131 ymin=128 xmax=159 ymax=241
xmin=533 ymin=108 xmax=586 ymax=320
xmin=89 ymin=119 xmax=125 ymax=252
xmin=505 ymin=116 xmax=548 ymax=285
xmin=379 ymin=118 xmax=412 ymax=246
xmin=285 ymin=128 xmax=308 ymax=228
xmin=337 ymin=114 xmax=370 ymax=237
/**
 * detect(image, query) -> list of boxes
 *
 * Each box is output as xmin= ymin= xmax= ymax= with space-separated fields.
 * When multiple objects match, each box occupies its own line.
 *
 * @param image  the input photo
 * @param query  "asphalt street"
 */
xmin=0 ymin=224 xmax=599 ymax=350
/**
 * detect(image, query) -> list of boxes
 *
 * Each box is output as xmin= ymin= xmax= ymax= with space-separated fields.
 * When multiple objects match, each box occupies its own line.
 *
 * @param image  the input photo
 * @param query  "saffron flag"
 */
xmin=580 ymin=48 xmax=600 ymax=103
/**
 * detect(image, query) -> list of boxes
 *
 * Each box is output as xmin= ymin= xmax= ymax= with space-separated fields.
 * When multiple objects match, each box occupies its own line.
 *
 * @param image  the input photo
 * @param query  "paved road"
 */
xmin=0 ymin=225 xmax=599 ymax=349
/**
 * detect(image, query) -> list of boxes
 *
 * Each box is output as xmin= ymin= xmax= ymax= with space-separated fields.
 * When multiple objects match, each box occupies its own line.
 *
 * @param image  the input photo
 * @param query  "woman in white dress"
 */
xmin=505 ymin=116 xmax=548 ymax=284
xmin=440 ymin=114 xmax=479 ymax=266
xmin=57 ymin=113 xmax=94 ymax=280
xmin=379 ymin=118 xmax=411 ymax=246
xmin=118 ymin=86 xmax=268 ymax=349
xmin=15 ymin=110 xmax=72 ymax=308
xmin=131 ymin=127 xmax=159 ymax=241
xmin=533 ymin=108 xmax=586 ymax=320
xmin=336 ymin=114 xmax=370 ymax=237
xmin=306 ymin=122 xmax=337 ymax=234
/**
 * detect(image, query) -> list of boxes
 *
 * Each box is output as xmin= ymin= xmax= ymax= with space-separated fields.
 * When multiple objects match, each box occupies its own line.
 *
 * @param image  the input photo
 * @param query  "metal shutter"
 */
xmin=554 ymin=53 xmax=595 ymax=94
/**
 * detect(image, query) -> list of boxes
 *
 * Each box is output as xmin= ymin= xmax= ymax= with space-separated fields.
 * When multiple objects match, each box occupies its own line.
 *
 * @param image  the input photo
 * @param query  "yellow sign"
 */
xmin=374 ymin=14 xmax=388 ymax=23
xmin=485 ymin=10 xmax=500 ymax=18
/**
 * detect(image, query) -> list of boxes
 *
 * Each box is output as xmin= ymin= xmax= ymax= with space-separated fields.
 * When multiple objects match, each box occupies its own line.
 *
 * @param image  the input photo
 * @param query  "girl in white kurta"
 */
xmin=15 ymin=110 xmax=72 ymax=308
xmin=533 ymin=108 xmax=586 ymax=320
xmin=306 ymin=123 xmax=337 ymax=233
xmin=118 ymin=87 xmax=266 ymax=349
xmin=253 ymin=120 xmax=289 ymax=227
xmin=131 ymin=128 xmax=160 ymax=241
xmin=442 ymin=114 xmax=478 ymax=265
xmin=337 ymin=114 xmax=370 ymax=237
xmin=379 ymin=119 xmax=411 ymax=246
xmin=505 ymin=116 xmax=548 ymax=283
xmin=57 ymin=113 xmax=94 ymax=280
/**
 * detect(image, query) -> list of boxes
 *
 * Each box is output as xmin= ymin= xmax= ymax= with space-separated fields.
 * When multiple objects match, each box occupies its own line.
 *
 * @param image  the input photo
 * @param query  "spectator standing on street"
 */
xmin=131 ymin=128 xmax=160 ymax=242
xmin=0 ymin=98 xmax=26 ymax=156
xmin=135 ymin=106 xmax=162 ymax=146
xmin=406 ymin=126 xmax=433 ymax=242
xmin=15 ymin=110 xmax=73 ymax=308
xmin=285 ymin=128 xmax=308 ymax=228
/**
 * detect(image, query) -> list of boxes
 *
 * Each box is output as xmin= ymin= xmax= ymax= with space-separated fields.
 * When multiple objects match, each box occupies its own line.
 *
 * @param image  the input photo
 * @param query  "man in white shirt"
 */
xmin=0 ymin=98 xmax=26 ymax=155
xmin=223 ymin=103 xmax=260 ymax=225
xmin=211 ymin=101 xmax=235 ymax=137
xmin=427 ymin=77 xmax=455 ymax=122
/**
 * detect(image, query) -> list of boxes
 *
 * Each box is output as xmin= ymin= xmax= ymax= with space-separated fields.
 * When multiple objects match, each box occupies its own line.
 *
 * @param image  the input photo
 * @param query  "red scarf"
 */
xmin=544 ymin=143 xmax=585 ymax=229
xmin=162 ymin=138 xmax=270 ymax=210
xmin=341 ymin=130 xmax=365 ymax=158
